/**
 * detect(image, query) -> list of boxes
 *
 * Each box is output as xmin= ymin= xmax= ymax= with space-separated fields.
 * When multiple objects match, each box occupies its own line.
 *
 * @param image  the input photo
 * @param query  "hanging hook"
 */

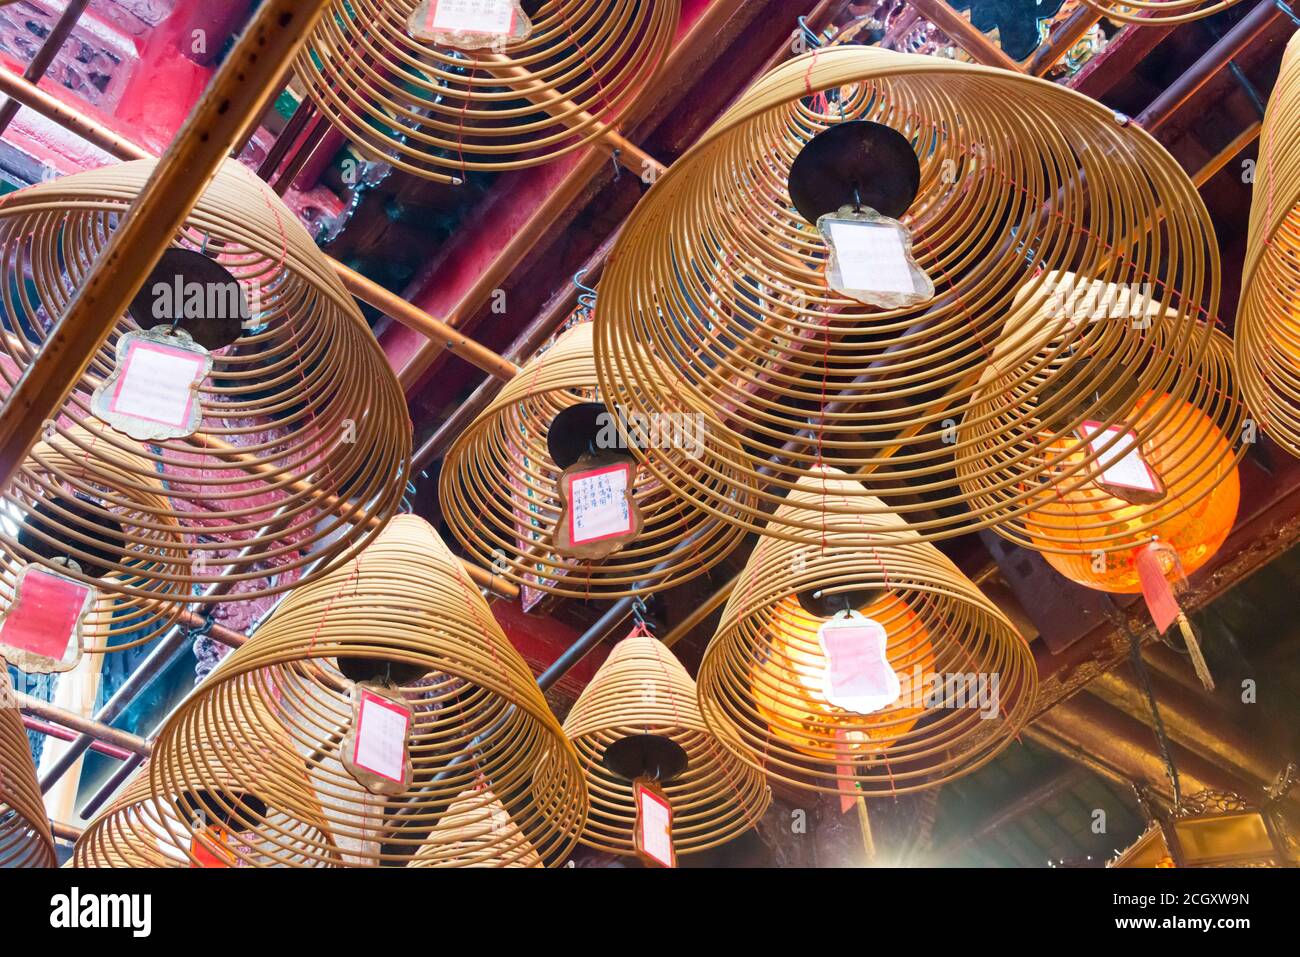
xmin=797 ymin=16 xmax=827 ymax=49
xmin=573 ymin=268 xmax=599 ymax=319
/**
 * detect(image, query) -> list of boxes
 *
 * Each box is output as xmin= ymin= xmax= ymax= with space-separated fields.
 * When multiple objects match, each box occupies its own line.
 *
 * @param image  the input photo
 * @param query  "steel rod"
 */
xmin=0 ymin=0 xmax=92 ymax=140
xmin=16 ymin=693 xmax=151 ymax=757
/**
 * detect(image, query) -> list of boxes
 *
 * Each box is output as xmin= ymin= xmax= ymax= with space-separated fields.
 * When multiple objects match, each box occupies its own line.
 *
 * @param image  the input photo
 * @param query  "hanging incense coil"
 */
xmin=0 ymin=672 xmax=56 ymax=867
xmin=1 ymin=427 xmax=186 ymax=653
xmin=1076 ymin=0 xmax=1246 ymax=25
xmin=75 ymin=693 xmax=341 ymax=868
xmin=406 ymin=787 xmax=543 ymax=867
xmin=958 ymin=273 xmax=1244 ymax=589
xmin=0 ymin=159 xmax=410 ymax=638
xmin=133 ymin=516 xmax=586 ymax=867
xmin=295 ymin=0 xmax=679 ymax=184
xmin=440 ymin=322 xmax=749 ymax=598
xmin=696 ymin=468 xmax=1036 ymax=796
xmin=562 ymin=631 xmax=770 ymax=856
xmin=594 ymin=46 xmax=1220 ymax=547
xmin=1237 ymin=30 xmax=1300 ymax=457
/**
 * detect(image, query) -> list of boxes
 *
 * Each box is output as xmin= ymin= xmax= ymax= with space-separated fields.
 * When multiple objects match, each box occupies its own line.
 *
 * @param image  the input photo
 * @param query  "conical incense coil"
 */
xmin=1076 ymin=0 xmax=1246 ymax=25
xmin=697 ymin=468 xmax=1036 ymax=796
xmin=0 ymin=158 xmax=410 ymax=634
xmin=1236 ymin=31 xmax=1300 ymax=457
xmin=136 ymin=516 xmax=587 ymax=867
xmin=295 ymin=0 xmax=679 ymax=184
xmin=0 ymin=672 xmax=56 ymax=867
xmin=594 ymin=46 xmax=1220 ymax=548
xmin=441 ymin=322 xmax=750 ymax=599
xmin=562 ymin=632 xmax=770 ymax=856
xmin=959 ymin=274 xmax=1243 ymax=591
xmin=407 ymin=787 xmax=543 ymax=867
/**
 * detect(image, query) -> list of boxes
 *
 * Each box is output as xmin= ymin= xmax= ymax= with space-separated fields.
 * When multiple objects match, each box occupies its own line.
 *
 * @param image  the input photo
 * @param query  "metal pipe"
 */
xmin=16 ymin=692 xmax=151 ymax=757
xmin=0 ymin=0 xmax=333 ymax=491
xmin=0 ymin=0 xmax=92 ymax=140
xmin=904 ymin=0 xmax=1026 ymax=72
xmin=21 ymin=716 xmax=134 ymax=761
xmin=1136 ymin=0 xmax=1284 ymax=131
xmin=78 ymin=753 xmax=144 ymax=821
xmin=257 ymin=97 xmax=315 ymax=179
xmin=1028 ymin=5 xmax=1103 ymax=76
xmin=49 ymin=819 xmax=84 ymax=843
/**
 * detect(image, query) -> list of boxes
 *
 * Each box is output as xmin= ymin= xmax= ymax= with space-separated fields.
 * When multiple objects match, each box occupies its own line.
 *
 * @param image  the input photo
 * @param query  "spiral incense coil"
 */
xmin=136 ymin=516 xmax=586 ymax=867
xmin=295 ymin=0 xmax=679 ymax=184
xmin=562 ymin=632 xmax=770 ymax=856
xmin=441 ymin=322 xmax=749 ymax=598
xmin=1076 ymin=0 xmax=1246 ymax=25
xmin=1237 ymin=31 xmax=1300 ymax=457
xmin=594 ymin=46 xmax=1219 ymax=547
xmin=406 ymin=787 xmax=543 ymax=867
xmin=74 ymin=695 xmax=341 ymax=868
xmin=697 ymin=467 xmax=1036 ymax=797
xmin=0 ymin=673 xmax=56 ymax=867
xmin=0 ymin=159 xmax=410 ymax=630
xmin=959 ymin=273 xmax=1244 ymax=583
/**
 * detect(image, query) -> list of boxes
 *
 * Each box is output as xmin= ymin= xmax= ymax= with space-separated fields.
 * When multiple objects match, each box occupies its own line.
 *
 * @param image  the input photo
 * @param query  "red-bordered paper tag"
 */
xmin=1078 ymin=420 xmax=1162 ymax=495
xmin=92 ymin=327 xmax=211 ymax=441
xmin=408 ymin=0 xmax=531 ymax=48
xmin=633 ymin=777 xmax=675 ymax=868
xmin=0 ymin=563 xmax=95 ymax=674
xmin=189 ymin=827 xmax=235 ymax=869
xmin=343 ymin=684 xmax=413 ymax=794
xmin=568 ymin=462 xmax=635 ymax=545
xmin=817 ymin=613 xmax=900 ymax=715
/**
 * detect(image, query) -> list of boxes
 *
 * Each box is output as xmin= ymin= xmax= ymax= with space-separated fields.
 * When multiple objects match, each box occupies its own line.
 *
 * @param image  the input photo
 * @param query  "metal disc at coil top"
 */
xmin=602 ymin=733 xmax=689 ymax=783
xmin=787 ymin=120 xmax=921 ymax=223
xmin=128 ymin=248 xmax=249 ymax=350
xmin=546 ymin=401 xmax=639 ymax=469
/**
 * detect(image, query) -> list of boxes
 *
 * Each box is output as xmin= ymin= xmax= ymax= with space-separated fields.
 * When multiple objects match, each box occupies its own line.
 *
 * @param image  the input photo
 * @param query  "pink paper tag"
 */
xmin=0 ymin=565 xmax=93 ymax=670
xmin=818 ymin=616 xmax=899 ymax=714
xmin=1079 ymin=420 xmax=1162 ymax=494
xmin=834 ymin=729 xmax=859 ymax=814
xmin=635 ymin=780 xmax=675 ymax=868
xmin=352 ymin=688 xmax=411 ymax=784
xmin=1135 ymin=544 xmax=1181 ymax=634
xmin=110 ymin=338 xmax=207 ymax=428
xmin=428 ymin=0 xmax=517 ymax=34
xmin=568 ymin=462 xmax=634 ymax=545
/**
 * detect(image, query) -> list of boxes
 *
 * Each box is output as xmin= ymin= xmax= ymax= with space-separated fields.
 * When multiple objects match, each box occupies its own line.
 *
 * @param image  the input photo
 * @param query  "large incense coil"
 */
xmin=74 ymin=694 xmax=341 ymax=868
xmin=958 ymin=273 xmax=1244 ymax=579
xmin=0 ymin=672 xmax=56 ymax=867
xmin=594 ymin=46 xmax=1220 ymax=547
xmin=1 ymin=427 xmax=186 ymax=652
xmin=1237 ymin=30 xmax=1300 ymax=457
xmin=562 ymin=632 xmax=770 ymax=856
xmin=137 ymin=516 xmax=586 ymax=867
xmin=295 ymin=0 xmax=679 ymax=184
xmin=440 ymin=322 xmax=749 ymax=598
xmin=697 ymin=468 xmax=1036 ymax=797
xmin=1076 ymin=0 xmax=1246 ymax=25
xmin=0 ymin=159 xmax=410 ymax=627
xmin=406 ymin=787 xmax=543 ymax=867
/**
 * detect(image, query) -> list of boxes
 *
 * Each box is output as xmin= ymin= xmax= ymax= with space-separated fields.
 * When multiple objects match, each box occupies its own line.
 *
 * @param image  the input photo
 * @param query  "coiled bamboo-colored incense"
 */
xmin=0 ymin=159 xmax=410 ymax=648
xmin=406 ymin=787 xmax=543 ymax=867
xmin=133 ymin=516 xmax=586 ymax=867
xmin=594 ymin=46 xmax=1220 ymax=547
xmin=1237 ymin=30 xmax=1300 ymax=456
xmin=1076 ymin=0 xmax=1245 ymax=25
xmin=959 ymin=273 xmax=1244 ymax=569
xmin=295 ymin=0 xmax=678 ymax=183
xmin=440 ymin=322 xmax=749 ymax=598
xmin=697 ymin=468 xmax=1036 ymax=797
xmin=0 ymin=671 xmax=56 ymax=867
xmin=562 ymin=631 xmax=770 ymax=856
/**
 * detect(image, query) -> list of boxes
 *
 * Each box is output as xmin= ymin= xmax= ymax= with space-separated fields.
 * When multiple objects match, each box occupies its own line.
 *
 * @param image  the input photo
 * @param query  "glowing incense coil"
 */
xmin=0 ymin=672 xmax=56 ymax=868
xmin=697 ymin=468 xmax=1035 ymax=796
xmin=1237 ymin=31 xmax=1300 ymax=457
xmin=0 ymin=159 xmax=410 ymax=642
xmin=562 ymin=631 xmax=770 ymax=856
xmin=594 ymin=46 xmax=1219 ymax=547
xmin=959 ymin=275 xmax=1243 ymax=590
xmin=132 ymin=516 xmax=586 ymax=867
xmin=295 ymin=0 xmax=679 ymax=184
xmin=441 ymin=322 xmax=750 ymax=598
xmin=406 ymin=788 xmax=543 ymax=867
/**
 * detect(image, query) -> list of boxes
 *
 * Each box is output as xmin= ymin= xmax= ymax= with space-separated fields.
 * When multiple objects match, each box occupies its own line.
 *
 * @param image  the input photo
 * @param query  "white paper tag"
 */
xmin=827 ymin=219 xmax=916 ymax=295
xmin=92 ymin=327 xmax=211 ymax=440
xmin=1079 ymin=420 xmax=1161 ymax=493
xmin=569 ymin=462 xmax=634 ymax=545
xmin=636 ymin=782 xmax=675 ymax=868
xmin=430 ymin=0 xmax=516 ymax=34
xmin=352 ymin=689 xmax=411 ymax=784
xmin=817 ymin=614 xmax=900 ymax=715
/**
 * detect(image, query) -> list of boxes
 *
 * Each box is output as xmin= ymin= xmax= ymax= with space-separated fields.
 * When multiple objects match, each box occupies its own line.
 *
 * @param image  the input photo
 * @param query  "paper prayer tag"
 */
xmin=342 ymin=683 xmax=414 ymax=795
xmin=817 ymin=613 xmax=900 ymax=715
xmin=1078 ymin=420 xmax=1163 ymax=497
xmin=92 ymin=327 xmax=211 ymax=441
xmin=408 ymin=0 xmax=532 ymax=49
xmin=553 ymin=458 xmax=643 ymax=559
xmin=0 ymin=563 xmax=95 ymax=674
xmin=190 ymin=828 xmax=236 ymax=869
xmin=818 ymin=206 xmax=934 ymax=309
xmin=633 ymin=777 xmax=675 ymax=868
